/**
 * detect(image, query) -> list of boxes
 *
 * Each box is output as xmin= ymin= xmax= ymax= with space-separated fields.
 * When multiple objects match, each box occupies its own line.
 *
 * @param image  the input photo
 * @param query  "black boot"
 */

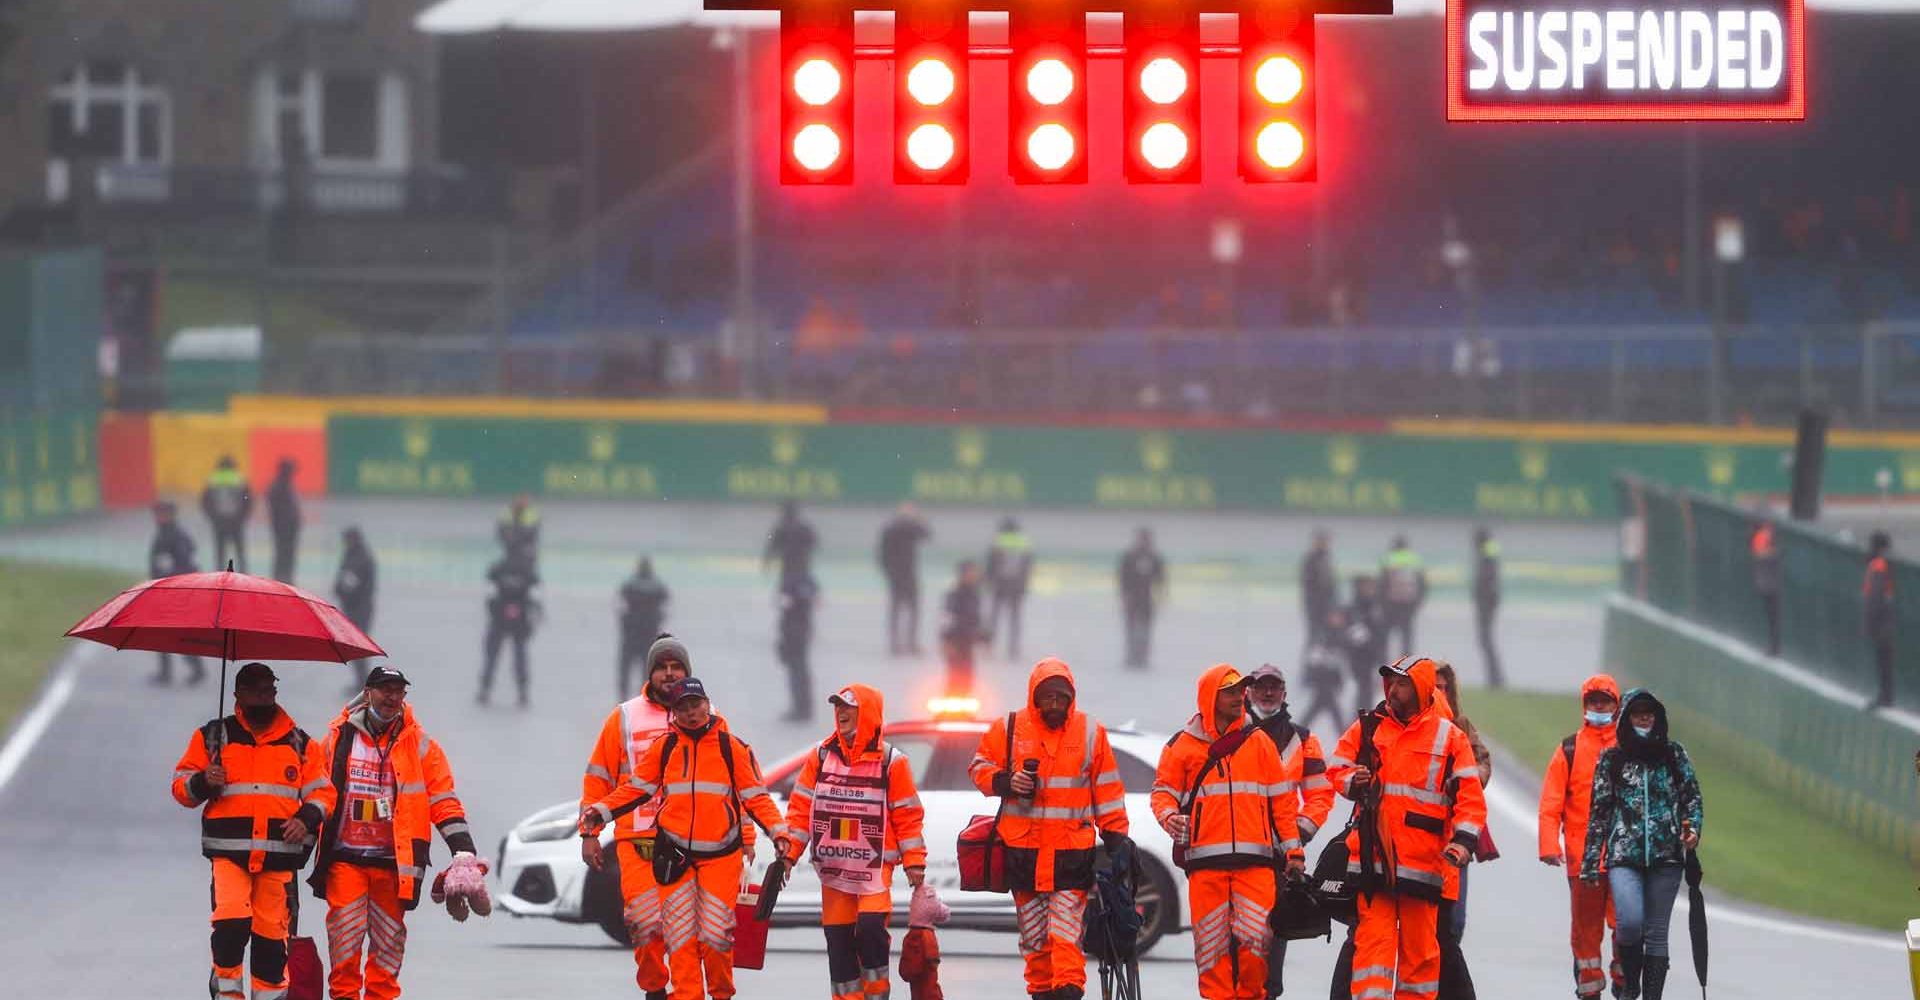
xmin=645 ymin=991 xmax=667 ymax=1000
xmin=1618 ymin=944 xmax=1644 ymax=1000
xmin=1055 ymin=988 xmax=1084 ymax=1000
xmin=1641 ymin=956 xmax=1669 ymax=1000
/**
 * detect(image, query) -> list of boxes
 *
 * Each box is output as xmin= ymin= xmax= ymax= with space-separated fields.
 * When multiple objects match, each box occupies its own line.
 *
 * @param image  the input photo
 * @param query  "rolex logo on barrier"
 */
xmin=955 ymin=428 xmax=987 ymax=469
xmin=587 ymin=424 xmax=617 ymax=462
xmin=402 ymin=420 xmax=432 ymax=459
xmin=1518 ymin=441 xmax=1550 ymax=483
xmin=729 ymin=426 xmax=841 ymax=500
xmin=1329 ymin=437 xmax=1360 ymax=478
xmin=1095 ymin=431 xmax=1214 ymax=509
xmin=913 ymin=427 xmax=1025 ymax=504
xmin=771 ymin=427 xmax=804 ymax=466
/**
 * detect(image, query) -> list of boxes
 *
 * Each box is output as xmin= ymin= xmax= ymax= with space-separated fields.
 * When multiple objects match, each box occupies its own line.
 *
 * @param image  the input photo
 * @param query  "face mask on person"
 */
xmin=241 ymin=704 xmax=278 ymax=727
xmin=1632 ymin=724 xmax=1654 ymax=738
xmin=1585 ymin=710 xmax=1615 ymax=727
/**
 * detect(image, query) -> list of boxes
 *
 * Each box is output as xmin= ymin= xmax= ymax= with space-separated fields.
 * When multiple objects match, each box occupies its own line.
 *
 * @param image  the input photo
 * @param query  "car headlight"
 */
xmin=515 ymin=803 xmax=581 ymax=843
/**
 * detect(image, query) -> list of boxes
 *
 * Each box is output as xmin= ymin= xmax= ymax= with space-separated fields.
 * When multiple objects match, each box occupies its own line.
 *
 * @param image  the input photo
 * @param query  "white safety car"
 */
xmin=495 ymin=705 xmax=1190 ymax=954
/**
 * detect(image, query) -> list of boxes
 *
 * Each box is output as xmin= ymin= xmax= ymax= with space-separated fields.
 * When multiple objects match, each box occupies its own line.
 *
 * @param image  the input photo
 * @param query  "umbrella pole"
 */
xmin=215 ymin=628 xmax=233 ymax=720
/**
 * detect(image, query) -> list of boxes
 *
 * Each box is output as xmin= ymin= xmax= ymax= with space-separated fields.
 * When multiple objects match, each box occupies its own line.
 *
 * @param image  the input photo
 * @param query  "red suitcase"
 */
xmin=733 ymin=883 xmax=770 ymax=970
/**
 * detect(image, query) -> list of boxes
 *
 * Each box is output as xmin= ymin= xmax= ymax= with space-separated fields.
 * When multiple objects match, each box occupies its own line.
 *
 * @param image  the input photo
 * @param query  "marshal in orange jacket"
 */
xmin=1537 ymin=673 xmax=1622 ymax=863
xmin=968 ymin=658 xmax=1130 ymax=893
xmin=586 ymin=712 xmax=790 ymax=858
xmin=785 ymin=683 xmax=929 ymax=872
xmin=172 ymin=707 xmax=335 ymax=873
xmin=1150 ymin=665 xmax=1302 ymax=868
xmin=1325 ymin=657 xmax=1487 ymax=901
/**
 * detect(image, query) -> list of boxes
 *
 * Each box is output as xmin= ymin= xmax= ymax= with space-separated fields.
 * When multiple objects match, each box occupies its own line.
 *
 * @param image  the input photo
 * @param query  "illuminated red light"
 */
xmin=792 ymin=123 xmax=844 ymax=172
xmin=907 ymin=58 xmax=956 ymax=107
xmin=1026 ymin=123 xmax=1076 ymax=172
xmin=906 ymin=123 xmax=957 ymax=170
xmin=1255 ymin=121 xmax=1306 ymax=169
xmin=1140 ymin=57 xmax=1190 ymax=105
xmin=1256 ymin=56 xmax=1305 ymax=105
xmin=1140 ymin=122 xmax=1192 ymax=171
xmin=1026 ymin=58 xmax=1076 ymax=106
xmin=792 ymin=58 xmax=843 ymax=107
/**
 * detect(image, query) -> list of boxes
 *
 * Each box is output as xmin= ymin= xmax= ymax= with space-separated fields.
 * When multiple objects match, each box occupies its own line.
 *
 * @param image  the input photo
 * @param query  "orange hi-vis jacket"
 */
xmin=173 ymin=707 xmax=334 ymax=873
xmin=969 ymin=658 xmax=1130 ymax=893
xmin=785 ymin=684 xmax=929 ymax=894
xmin=1151 ymin=665 xmax=1302 ymax=869
xmin=582 ymin=686 xmax=675 ymax=842
xmin=1538 ymin=673 xmax=1622 ymax=862
xmin=587 ymin=712 xmax=790 ymax=859
xmin=1326 ymin=657 xmax=1487 ymax=902
xmin=309 ymin=699 xmax=476 ymax=910
xmin=1259 ymin=712 xmax=1336 ymax=843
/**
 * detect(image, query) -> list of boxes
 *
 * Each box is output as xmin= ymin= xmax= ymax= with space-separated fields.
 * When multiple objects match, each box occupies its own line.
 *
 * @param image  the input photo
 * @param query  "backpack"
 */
xmin=1169 ymin=725 xmax=1257 ymax=871
xmin=645 ymin=727 xmax=744 ymax=883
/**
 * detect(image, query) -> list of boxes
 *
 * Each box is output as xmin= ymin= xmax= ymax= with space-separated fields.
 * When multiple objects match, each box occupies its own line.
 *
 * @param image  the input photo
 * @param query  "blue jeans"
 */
xmin=1608 ymin=864 xmax=1684 ymax=958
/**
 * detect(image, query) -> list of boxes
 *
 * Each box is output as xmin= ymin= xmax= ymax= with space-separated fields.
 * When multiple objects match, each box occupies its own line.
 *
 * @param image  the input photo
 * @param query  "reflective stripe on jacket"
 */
xmin=172 ymin=709 xmax=333 ymax=873
xmin=1151 ymin=665 xmax=1301 ymax=870
xmin=582 ymin=690 xmax=673 ymax=841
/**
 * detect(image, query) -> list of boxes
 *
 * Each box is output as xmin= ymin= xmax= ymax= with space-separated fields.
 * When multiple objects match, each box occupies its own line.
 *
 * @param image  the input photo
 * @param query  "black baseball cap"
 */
xmin=364 ymin=665 xmax=411 ymax=689
xmin=234 ymin=662 xmax=277 ymax=687
xmin=666 ymin=677 xmax=710 ymax=705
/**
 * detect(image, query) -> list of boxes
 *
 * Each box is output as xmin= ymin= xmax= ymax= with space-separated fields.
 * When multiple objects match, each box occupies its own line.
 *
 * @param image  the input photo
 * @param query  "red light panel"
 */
xmin=1124 ymin=5 xmax=1201 ymax=184
xmin=781 ymin=5 xmax=855 ymax=184
xmin=1239 ymin=7 xmax=1315 ymax=182
xmin=895 ymin=2 xmax=970 ymax=183
xmin=1008 ymin=1 xmax=1087 ymax=185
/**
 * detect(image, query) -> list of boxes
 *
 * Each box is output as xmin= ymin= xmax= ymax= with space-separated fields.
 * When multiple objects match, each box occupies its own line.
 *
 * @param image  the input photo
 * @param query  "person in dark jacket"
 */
xmin=479 ymin=547 xmax=540 ymax=708
xmin=1117 ymin=527 xmax=1167 ymax=668
xmin=764 ymin=500 xmax=819 ymax=589
xmin=1472 ymin=527 xmax=1505 ymax=688
xmin=777 ymin=573 xmax=820 ymax=722
xmin=940 ymin=561 xmax=988 ymax=692
xmin=985 ymin=516 xmax=1034 ymax=658
xmin=1301 ymin=529 xmax=1338 ymax=647
xmin=1344 ymin=575 xmax=1388 ymax=715
xmin=266 ymin=459 xmax=301 ymax=583
xmin=200 ymin=454 xmax=252 ymax=573
xmin=878 ymin=503 xmax=932 ymax=655
xmin=617 ymin=557 xmax=670 ymax=700
xmin=1865 ymin=531 xmax=1897 ymax=708
xmin=334 ymin=526 xmax=378 ymax=690
xmin=1580 ymin=689 xmax=1704 ymax=1000
xmin=1298 ymin=608 xmax=1349 ymax=733
xmin=149 ymin=501 xmax=206 ymax=685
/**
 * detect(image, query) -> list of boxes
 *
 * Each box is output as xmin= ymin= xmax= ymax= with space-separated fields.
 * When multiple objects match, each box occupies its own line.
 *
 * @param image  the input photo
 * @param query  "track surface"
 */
xmin=0 ymin=500 xmax=1900 ymax=998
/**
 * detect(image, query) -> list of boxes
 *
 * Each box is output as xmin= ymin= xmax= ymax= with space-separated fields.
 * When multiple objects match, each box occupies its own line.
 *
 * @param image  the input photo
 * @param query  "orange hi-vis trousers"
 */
xmin=618 ymin=841 xmax=672 ymax=994
xmin=1014 ymin=888 xmax=1090 ymax=995
xmin=1351 ymin=891 xmax=1440 ymax=1000
xmin=325 ymin=863 xmax=408 ymax=1000
xmin=662 ymin=853 xmax=746 ymax=1000
xmin=1569 ymin=876 xmax=1624 ymax=998
xmin=1189 ymin=868 xmax=1277 ymax=1000
xmin=823 ymin=884 xmax=893 ymax=1000
xmin=210 ymin=859 xmax=292 ymax=1000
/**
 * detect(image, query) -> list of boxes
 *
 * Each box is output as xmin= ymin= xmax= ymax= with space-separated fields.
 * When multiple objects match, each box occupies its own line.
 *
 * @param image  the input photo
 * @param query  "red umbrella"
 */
xmin=66 ymin=568 xmax=384 ymax=714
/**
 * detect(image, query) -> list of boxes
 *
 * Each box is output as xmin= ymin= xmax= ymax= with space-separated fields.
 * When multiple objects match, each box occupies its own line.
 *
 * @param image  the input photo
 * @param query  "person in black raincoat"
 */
xmin=764 ymin=500 xmax=819 ymax=589
xmin=266 ymin=459 xmax=301 ymax=583
xmin=878 ymin=503 xmax=932 ymax=655
xmin=776 ymin=573 xmax=820 ymax=722
xmin=616 ymin=557 xmax=670 ymax=700
xmin=479 ymin=545 xmax=541 ymax=708
xmin=333 ymin=526 xmax=377 ymax=690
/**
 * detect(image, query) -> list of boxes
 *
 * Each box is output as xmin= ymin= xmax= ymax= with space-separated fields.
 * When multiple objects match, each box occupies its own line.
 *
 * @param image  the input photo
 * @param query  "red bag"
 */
xmin=957 ymin=713 xmax=1017 ymax=894
xmin=733 ymin=884 xmax=769 ymax=971
xmin=286 ymin=936 xmax=324 ymax=1000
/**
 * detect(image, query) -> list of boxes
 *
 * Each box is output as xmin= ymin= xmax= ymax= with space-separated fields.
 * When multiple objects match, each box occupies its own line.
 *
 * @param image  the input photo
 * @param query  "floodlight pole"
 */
xmin=732 ymin=28 xmax=761 ymax=398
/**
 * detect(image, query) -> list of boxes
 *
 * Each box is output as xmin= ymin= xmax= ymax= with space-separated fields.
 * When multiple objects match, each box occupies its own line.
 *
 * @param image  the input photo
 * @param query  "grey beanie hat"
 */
xmin=647 ymin=634 xmax=692 ymax=675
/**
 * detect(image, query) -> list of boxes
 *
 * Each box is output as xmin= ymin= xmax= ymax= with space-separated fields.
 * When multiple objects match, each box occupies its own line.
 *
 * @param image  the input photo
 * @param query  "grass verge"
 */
xmin=1466 ymin=685 xmax=1913 ymax=931
xmin=0 ymin=559 xmax=135 ymax=732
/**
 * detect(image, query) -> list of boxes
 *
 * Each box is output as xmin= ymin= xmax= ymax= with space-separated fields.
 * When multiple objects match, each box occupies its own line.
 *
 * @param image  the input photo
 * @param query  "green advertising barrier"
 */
xmin=1604 ymin=596 xmax=1920 ymax=864
xmin=325 ymin=414 xmax=1920 ymax=519
xmin=0 ymin=410 xmax=101 ymax=529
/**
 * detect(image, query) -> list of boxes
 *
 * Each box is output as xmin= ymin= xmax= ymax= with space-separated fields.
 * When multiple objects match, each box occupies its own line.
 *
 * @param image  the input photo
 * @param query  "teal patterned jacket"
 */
xmin=1578 ymin=742 xmax=1704 ymax=876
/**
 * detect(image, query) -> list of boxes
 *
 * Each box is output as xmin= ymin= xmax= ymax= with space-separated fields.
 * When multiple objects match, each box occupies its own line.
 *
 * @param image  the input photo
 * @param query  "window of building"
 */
xmin=46 ymin=60 xmax=170 ymax=165
xmin=259 ymin=67 xmax=406 ymax=169
xmin=320 ymin=74 xmax=377 ymax=161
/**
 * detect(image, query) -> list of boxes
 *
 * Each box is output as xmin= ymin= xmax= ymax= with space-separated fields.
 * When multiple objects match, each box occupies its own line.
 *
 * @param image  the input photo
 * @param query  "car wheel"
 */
xmin=585 ymin=858 xmax=631 ymax=946
xmin=1132 ymin=854 xmax=1178 ymax=957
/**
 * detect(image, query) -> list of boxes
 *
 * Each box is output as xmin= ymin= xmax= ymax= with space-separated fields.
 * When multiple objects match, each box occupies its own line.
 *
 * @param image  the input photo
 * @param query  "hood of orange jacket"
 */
xmin=1381 ymin=655 xmax=1439 ymax=721
xmin=1191 ymin=664 xmax=1251 ymax=741
xmin=1581 ymin=673 xmax=1622 ymax=707
xmin=830 ymin=683 xmax=886 ymax=760
xmin=1027 ymin=657 xmax=1077 ymax=722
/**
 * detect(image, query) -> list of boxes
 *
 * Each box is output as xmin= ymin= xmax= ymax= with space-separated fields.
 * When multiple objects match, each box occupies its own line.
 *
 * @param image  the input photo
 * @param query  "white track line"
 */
xmin=0 ymin=643 xmax=92 ymax=796
xmin=1481 ymin=773 xmax=1905 ymax=953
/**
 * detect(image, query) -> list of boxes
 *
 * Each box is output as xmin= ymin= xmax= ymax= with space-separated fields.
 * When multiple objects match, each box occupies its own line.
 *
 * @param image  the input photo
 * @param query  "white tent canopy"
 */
xmin=416 ymin=0 xmax=773 ymax=34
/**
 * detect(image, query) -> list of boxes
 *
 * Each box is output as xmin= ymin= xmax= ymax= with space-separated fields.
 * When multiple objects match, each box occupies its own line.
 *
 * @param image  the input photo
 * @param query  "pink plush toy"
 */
xmin=430 ymin=853 xmax=493 ymax=921
xmin=908 ymin=881 xmax=950 ymax=929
